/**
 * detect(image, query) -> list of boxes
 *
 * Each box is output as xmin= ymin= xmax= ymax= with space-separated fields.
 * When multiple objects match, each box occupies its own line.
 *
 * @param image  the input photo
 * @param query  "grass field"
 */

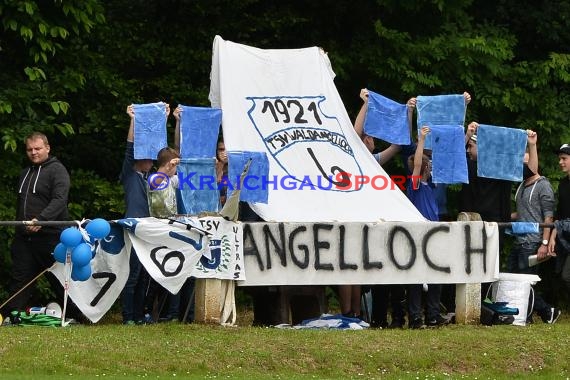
xmin=1 ymin=308 xmax=569 ymax=380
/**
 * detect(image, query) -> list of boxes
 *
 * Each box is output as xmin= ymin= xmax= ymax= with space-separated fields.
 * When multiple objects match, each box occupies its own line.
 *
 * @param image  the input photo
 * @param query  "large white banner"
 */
xmin=209 ymin=36 xmax=424 ymax=222
xmin=240 ymin=221 xmax=500 ymax=285
xmin=51 ymin=217 xmax=243 ymax=323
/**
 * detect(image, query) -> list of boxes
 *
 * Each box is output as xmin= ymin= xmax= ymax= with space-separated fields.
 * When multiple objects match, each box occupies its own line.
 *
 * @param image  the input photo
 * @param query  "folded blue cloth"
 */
xmin=176 ymin=158 xmax=219 ymax=214
xmin=180 ymin=106 xmax=222 ymax=159
xmin=416 ymin=95 xmax=466 ymax=149
xmin=133 ymin=102 xmax=168 ymax=159
xmin=228 ymin=151 xmax=269 ymax=204
xmin=430 ymin=125 xmax=468 ymax=184
xmin=364 ymin=90 xmax=410 ymax=145
xmin=483 ymin=299 xmax=519 ymax=315
xmin=477 ymin=124 xmax=527 ymax=181
xmin=297 ymin=313 xmax=369 ymax=330
xmin=510 ymin=222 xmax=540 ymax=234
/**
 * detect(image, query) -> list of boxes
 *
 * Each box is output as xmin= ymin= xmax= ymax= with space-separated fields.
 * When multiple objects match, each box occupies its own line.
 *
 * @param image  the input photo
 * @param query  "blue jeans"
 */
xmin=121 ymin=248 xmax=148 ymax=323
xmin=507 ymin=242 xmax=550 ymax=317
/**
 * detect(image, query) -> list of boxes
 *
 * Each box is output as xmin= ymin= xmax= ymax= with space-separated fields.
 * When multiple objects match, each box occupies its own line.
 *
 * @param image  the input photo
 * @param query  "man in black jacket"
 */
xmin=2 ymin=132 xmax=70 ymax=315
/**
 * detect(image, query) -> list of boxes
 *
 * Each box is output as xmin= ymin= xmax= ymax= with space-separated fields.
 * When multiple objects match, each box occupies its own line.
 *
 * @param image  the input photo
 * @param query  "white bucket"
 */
xmin=489 ymin=273 xmax=540 ymax=326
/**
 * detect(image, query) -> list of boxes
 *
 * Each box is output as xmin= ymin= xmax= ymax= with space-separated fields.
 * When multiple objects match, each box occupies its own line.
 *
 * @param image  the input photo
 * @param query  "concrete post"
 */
xmin=454 ymin=212 xmax=483 ymax=324
xmin=194 ymin=278 xmax=222 ymax=324
xmin=455 ymin=283 xmax=481 ymax=324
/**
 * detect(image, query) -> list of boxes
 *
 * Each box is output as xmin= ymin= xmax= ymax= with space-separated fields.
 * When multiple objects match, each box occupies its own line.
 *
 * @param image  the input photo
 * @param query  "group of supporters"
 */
xmin=1 ymin=91 xmax=568 ymax=328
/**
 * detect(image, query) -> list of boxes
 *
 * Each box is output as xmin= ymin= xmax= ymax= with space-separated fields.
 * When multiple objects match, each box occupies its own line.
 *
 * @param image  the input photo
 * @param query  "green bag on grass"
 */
xmin=9 ymin=311 xmax=62 ymax=327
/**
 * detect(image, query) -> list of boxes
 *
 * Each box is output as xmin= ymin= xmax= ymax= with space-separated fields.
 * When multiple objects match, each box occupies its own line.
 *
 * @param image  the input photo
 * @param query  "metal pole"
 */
xmin=495 ymin=222 xmax=555 ymax=229
xmin=0 ymin=220 xmax=81 ymax=227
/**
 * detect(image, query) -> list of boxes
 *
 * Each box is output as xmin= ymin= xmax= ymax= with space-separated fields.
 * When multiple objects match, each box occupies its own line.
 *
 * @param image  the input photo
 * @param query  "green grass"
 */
xmin=1 ymin=310 xmax=569 ymax=380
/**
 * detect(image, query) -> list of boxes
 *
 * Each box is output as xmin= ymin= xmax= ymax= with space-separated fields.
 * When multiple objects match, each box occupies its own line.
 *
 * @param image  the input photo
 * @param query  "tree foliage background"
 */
xmin=1 ymin=0 xmax=569 ymax=303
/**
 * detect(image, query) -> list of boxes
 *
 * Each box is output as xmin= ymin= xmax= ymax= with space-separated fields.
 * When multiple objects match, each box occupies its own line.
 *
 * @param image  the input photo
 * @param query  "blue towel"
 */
xmin=483 ymin=299 xmax=519 ymax=315
xmin=228 ymin=151 xmax=270 ymax=204
xmin=364 ymin=90 xmax=410 ymax=145
xmin=416 ymin=95 xmax=466 ymax=149
xmin=180 ymin=106 xmax=222 ymax=159
xmin=510 ymin=222 xmax=540 ymax=234
xmin=430 ymin=125 xmax=468 ymax=184
xmin=133 ymin=102 xmax=168 ymax=159
xmin=176 ymin=158 xmax=219 ymax=214
xmin=297 ymin=313 xmax=369 ymax=329
xmin=477 ymin=124 xmax=527 ymax=181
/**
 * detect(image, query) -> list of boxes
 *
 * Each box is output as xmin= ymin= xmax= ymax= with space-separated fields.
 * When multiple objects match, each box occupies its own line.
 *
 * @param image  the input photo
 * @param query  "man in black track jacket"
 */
xmin=2 ymin=132 xmax=70 ymax=316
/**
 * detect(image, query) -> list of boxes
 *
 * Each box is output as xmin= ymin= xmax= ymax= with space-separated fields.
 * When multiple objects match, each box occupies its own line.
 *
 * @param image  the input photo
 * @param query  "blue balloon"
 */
xmin=71 ymin=243 xmax=92 ymax=267
xmin=53 ymin=243 xmax=68 ymax=263
xmin=60 ymin=227 xmax=83 ymax=248
xmin=86 ymin=218 xmax=111 ymax=240
xmin=71 ymin=263 xmax=92 ymax=282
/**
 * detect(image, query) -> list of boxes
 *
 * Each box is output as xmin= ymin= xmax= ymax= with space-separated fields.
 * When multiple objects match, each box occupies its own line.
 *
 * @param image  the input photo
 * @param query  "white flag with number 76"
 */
xmin=50 ymin=222 xmax=131 ymax=323
xmin=117 ymin=217 xmax=209 ymax=295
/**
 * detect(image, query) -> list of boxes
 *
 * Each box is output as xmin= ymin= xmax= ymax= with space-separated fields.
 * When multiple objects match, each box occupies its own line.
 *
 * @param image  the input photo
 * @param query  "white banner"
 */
xmin=209 ymin=36 xmax=424 ymax=223
xmin=117 ymin=218 xmax=208 ymax=295
xmin=51 ymin=223 xmax=131 ymax=323
xmin=51 ymin=217 xmax=242 ymax=323
xmin=240 ymin=221 xmax=500 ymax=285
xmin=190 ymin=217 xmax=245 ymax=281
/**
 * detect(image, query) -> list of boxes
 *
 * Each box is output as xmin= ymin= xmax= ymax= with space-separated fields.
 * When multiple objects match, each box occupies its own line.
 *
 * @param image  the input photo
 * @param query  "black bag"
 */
xmin=480 ymin=303 xmax=516 ymax=326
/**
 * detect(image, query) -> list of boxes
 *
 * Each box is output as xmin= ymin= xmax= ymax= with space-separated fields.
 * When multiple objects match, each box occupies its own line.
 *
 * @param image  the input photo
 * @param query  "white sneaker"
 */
xmin=546 ymin=308 xmax=561 ymax=324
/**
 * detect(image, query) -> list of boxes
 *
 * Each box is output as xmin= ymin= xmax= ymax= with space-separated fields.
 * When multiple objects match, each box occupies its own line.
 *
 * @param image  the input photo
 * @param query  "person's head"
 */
xmin=407 ymin=153 xmax=431 ymax=178
xmin=156 ymin=147 xmax=180 ymax=176
xmin=134 ymin=159 xmax=153 ymax=173
xmin=216 ymin=139 xmax=227 ymax=163
xmin=466 ymin=134 xmax=478 ymax=161
xmin=157 ymin=147 xmax=179 ymax=167
xmin=25 ymin=132 xmax=50 ymax=165
xmin=557 ymin=143 xmax=570 ymax=176
xmin=361 ymin=133 xmax=375 ymax=153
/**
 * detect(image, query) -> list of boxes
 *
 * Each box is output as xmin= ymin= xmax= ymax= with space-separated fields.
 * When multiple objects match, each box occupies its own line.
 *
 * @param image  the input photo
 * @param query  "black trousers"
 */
xmin=371 ymin=284 xmax=406 ymax=326
xmin=2 ymin=233 xmax=80 ymax=319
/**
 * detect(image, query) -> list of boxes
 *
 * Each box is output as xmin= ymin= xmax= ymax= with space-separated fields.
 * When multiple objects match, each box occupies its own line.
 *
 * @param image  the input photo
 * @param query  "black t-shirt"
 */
xmin=556 ymin=176 xmax=570 ymax=220
xmin=458 ymin=159 xmax=512 ymax=222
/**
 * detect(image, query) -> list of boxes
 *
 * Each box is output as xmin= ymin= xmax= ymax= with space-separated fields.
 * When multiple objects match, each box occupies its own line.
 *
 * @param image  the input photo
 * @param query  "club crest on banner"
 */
xmin=100 ymin=223 xmax=126 ymax=255
xmin=191 ymin=218 xmax=244 ymax=280
xmin=247 ymin=95 xmax=363 ymax=191
xmin=201 ymin=239 xmax=222 ymax=269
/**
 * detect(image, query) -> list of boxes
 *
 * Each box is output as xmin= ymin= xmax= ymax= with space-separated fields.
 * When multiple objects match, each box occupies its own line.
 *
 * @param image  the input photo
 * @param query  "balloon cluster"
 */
xmin=52 ymin=219 xmax=111 ymax=281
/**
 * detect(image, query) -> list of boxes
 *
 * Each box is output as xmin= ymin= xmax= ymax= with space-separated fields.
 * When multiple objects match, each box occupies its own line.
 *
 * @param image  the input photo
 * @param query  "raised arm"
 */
xmin=526 ymin=130 xmax=538 ymax=174
xmin=353 ymin=88 xmax=369 ymax=138
xmin=411 ymin=126 xmax=429 ymax=189
xmin=126 ymin=105 xmax=135 ymax=142
xmin=406 ymin=97 xmax=416 ymax=137
xmin=378 ymin=144 xmax=402 ymax=165
xmin=465 ymin=121 xmax=478 ymax=145
xmin=173 ymin=105 xmax=182 ymax=152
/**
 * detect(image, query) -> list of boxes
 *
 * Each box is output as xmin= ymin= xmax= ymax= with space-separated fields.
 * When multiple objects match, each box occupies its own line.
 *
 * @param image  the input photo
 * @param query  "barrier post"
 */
xmin=455 ymin=283 xmax=481 ymax=324
xmin=454 ymin=212 xmax=482 ymax=324
xmin=194 ymin=278 xmax=222 ymax=323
